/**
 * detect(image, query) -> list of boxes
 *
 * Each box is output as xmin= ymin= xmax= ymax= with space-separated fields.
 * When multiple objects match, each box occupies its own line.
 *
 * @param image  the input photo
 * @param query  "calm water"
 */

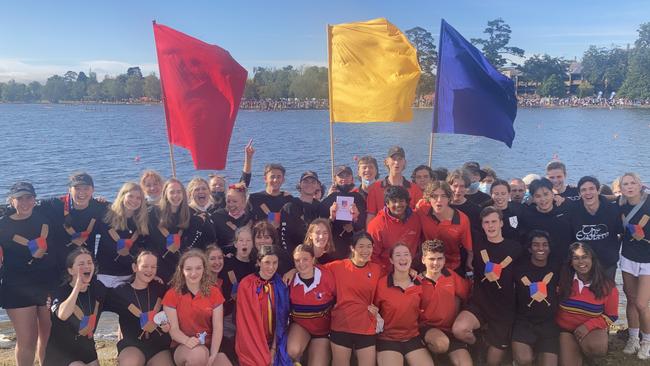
xmin=0 ymin=104 xmax=648 ymax=325
xmin=1 ymin=103 xmax=649 ymax=200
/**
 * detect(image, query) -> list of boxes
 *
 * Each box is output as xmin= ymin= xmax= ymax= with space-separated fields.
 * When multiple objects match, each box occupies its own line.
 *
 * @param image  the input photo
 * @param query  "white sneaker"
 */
xmin=638 ymin=340 xmax=650 ymax=360
xmin=624 ymin=336 xmax=640 ymax=354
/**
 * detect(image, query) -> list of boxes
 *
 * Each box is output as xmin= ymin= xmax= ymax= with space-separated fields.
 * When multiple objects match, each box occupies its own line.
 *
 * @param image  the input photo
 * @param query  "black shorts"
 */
xmin=377 ymin=336 xmax=425 ymax=355
xmin=419 ymin=325 xmax=468 ymax=353
xmin=43 ymin=340 xmax=97 ymax=366
xmin=1 ymin=283 xmax=48 ymax=309
xmin=511 ymin=318 xmax=559 ymax=355
xmin=330 ymin=330 xmax=376 ymax=350
xmin=465 ymin=303 xmax=513 ymax=350
xmin=117 ymin=339 xmax=170 ymax=363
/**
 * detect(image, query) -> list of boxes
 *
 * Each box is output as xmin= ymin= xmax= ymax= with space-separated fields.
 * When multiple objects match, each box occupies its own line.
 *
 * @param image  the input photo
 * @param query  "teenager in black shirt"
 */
xmin=490 ymin=179 xmax=525 ymax=242
xmin=248 ymin=163 xmax=293 ymax=224
xmin=280 ymin=171 xmax=321 ymax=253
xmin=211 ymin=182 xmax=251 ymax=252
xmin=546 ymin=161 xmax=580 ymax=202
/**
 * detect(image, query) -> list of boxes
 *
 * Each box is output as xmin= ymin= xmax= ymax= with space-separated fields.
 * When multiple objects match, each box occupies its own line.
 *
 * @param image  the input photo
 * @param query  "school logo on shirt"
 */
xmin=521 ymin=272 xmax=553 ymax=307
xmin=509 ymin=216 xmax=518 ymax=228
xmin=576 ymin=224 xmax=609 ymax=241
xmin=316 ymin=292 xmax=323 ymax=300
xmin=74 ymin=301 xmax=100 ymax=338
xmin=158 ymin=227 xmax=183 ymax=258
xmin=627 ymin=215 xmax=649 ymax=242
xmin=108 ymin=229 xmax=139 ymax=260
xmin=480 ymin=250 xmax=512 ymax=289
xmin=367 ymin=272 xmax=373 ymax=278
xmin=127 ymin=297 xmax=162 ymax=339
xmin=12 ymin=224 xmax=49 ymax=262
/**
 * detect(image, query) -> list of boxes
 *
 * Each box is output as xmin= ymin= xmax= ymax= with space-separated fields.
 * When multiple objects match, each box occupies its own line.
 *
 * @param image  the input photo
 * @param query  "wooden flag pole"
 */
xmin=428 ymin=132 xmax=434 ymax=167
xmin=153 ymin=19 xmax=177 ymax=178
xmin=327 ymin=24 xmax=335 ymax=182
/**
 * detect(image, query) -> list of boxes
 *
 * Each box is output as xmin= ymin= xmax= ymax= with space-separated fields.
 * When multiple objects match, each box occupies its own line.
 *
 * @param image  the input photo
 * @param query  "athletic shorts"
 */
xmin=1 ymin=282 xmax=48 ymax=309
xmin=376 ymin=336 xmax=425 ymax=355
xmin=117 ymin=338 xmax=171 ymax=363
xmin=43 ymin=340 xmax=97 ymax=366
xmin=419 ymin=325 xmax=468 ymax=353
xmin=97 ymin=274 xmax=131 ymax=288
xmin=330 ymin=330 xmax=376 ymax=350
xmin=511 ymin=318 xmax=559 ymax=355
xmin=464 ymin=303 xmax=513 ymax=350
xmin=620 ymin=256 xmax=650 ymax=277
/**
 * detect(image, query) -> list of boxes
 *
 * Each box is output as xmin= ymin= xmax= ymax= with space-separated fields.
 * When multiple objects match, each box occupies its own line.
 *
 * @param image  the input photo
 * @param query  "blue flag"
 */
xmin=434 ymin=19 xmax=517 ymax=147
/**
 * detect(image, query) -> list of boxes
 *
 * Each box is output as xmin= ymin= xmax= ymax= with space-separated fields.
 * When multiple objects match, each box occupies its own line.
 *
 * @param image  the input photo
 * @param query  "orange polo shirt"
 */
xmin=419 ymin=268 xmax=469 ymax=331
xmin=162 ymin=286 xmax=225 ymax=347
xmin=366 ymin=178 xmax=423 ymax=215
xmin=368 ymin=207 xmax=422 ymax=272
xmin=374 ymin=274 xmax=423 ymax=341
xmin=417 ymin=204 xmax=472 ymax=271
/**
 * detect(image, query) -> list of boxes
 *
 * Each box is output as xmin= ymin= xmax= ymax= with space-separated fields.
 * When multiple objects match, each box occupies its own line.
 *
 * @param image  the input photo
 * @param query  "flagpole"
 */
xmin=153 ymin=20 xmax=177 ymax=178
xmin=327 ymin=24 xmax=335 ymax=182
xmin=429 ymin=19 xmax=445 ymax=169
xmin=428 ymin=132 xmax=434 ymax=167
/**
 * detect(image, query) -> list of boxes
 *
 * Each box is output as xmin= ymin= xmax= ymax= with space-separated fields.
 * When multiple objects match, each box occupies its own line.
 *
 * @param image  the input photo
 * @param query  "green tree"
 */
xmin=537 ymin=74 xmax=566 ymax=97
xmin=243 ymin=79 xmax=258 ymax=99
xmin=127 ymin=67 xmax=143 ymax=78
xmin=289 ymin=66 xmax=328 ymax=99
xmin=618 ymin=48 xmax=650 ymax=99
xmin=405 ymin=26 xmax=437 ymax=75
xmin=1 ymin=80 xmax=28 ymax=101
xmin=43 ymin=75 xmax=67 ymax=103
xmin=126 ymin=75 xmax=144 ymax=99
xmin=581 ymin=46 xmax=628 ymax=93
xmin=577 ymin=81 xmax=595 ymax=97
xmin=143 ymin=74 xmax=161 ymax=100
xmin=27 ymin=81 xmax=43 ymax=101
xmin=471 ymin=18 xmax=524 ymax=68
xmin=635 ymin=22 xmax=650 ymax=49
xmin=519 ymin=54 xmax=569 ymax=83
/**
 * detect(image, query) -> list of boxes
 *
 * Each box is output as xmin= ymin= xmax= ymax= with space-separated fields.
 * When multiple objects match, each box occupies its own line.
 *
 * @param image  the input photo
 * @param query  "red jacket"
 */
xmin=368 ymin=207 xmax=422 ymax=271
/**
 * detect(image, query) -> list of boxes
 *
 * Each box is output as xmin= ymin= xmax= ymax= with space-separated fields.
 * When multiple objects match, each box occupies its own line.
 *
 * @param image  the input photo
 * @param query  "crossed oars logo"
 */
xmin=12 ymin=224 xmax=49 ymax=263
xmin=74 ymin=301 xmax=100 ymax=338
xmin=65 ymin=218 xmax=96 ymax=247
xmin=521 ymin=272 xmax=554 ymax=307
xmin=128 ymin=298 xmax=162 ymax=339
xmin=480 ymin=249 xmax=512 ymax=289
xmin=626 ymin=214 xmax=649 ymax=243
xmin=159 ymin=227 xmax=183 ymax=258
xmin=108 ymin=229 xmax=139 ymax=260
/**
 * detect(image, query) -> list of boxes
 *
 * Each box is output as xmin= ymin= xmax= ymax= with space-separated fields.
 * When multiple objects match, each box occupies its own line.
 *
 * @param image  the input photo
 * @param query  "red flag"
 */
xmin=153 ymin=22 xmax=247 ymax=170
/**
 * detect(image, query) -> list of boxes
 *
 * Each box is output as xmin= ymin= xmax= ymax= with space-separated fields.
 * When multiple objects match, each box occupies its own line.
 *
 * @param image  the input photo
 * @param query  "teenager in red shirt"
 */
xmin=287 ymin=244 xmax=336 ymax=366
xmin=366 ymin=146 xmax=423 ymax=224
xmin=368 ymin=185 xmax=421 ymax=272
xmin=162 ymin=249 xmax=229 ymax=366
xmin=375 ymin=243 xmax=434 ymax=366
xmin=417 ymin=180 xmax=473 ymax=274
xmin=324 ymin=232 xmax=383 ymax=366
xmin=556 ymin=242 xmax=618 ymax=366
xmin=419 ymin=240 xmax=471 ymax=366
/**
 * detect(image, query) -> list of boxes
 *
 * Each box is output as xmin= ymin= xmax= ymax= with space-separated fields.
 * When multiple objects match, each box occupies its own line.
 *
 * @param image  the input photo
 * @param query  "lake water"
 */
xmin=1 ymin=103 xmax=649 ymax=200
xmin=0 ymin=103 xmax=648 ymax=326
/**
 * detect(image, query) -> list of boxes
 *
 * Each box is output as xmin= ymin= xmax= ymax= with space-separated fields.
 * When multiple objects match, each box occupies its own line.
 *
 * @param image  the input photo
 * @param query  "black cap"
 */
xmin=334 ymin=165 xmax=353 ymax=177
xmin=69 ymin=172 xmax=94 ymax=187
xmin=386 ymin=146 xmax=405 ymax=158
xmin=462 ymin=162 xmax=487 ymax=180
xmin=300 ymin=170 xmax=320 ymax=183
xmin=9 ymin=182 xmax=36 ymax=198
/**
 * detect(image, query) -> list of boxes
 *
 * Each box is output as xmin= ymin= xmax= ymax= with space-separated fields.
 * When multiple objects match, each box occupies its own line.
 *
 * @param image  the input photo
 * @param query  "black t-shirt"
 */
xmin=319 ymin=191 xmax=367 ymax=260
xmin=466 ymin=190 xmax=491 ymax=207
xmin=567 ymin=196 xmax=623 ymax=268
xmin=501 ymin=202 xmax=525 ymax=243
xmin=0 ymin=211 xmax=58 ymax=288
xmin=211 ymin=208 xmax=252 ymax=251
xmin=247 ymin=191 xmax=293 ymax=223
xmin=37 ymin=197 xmax=108 ymax=269
xmin=219 ymin=256 xmax=256 ymax=315
xmin=558 ymin=186 xmax=581 ymax=202
xmin=96 ymin=218 xmax=145 ymax=277
xmin=48 ymin=280 xmax=107 ymax=359
xmin=621 ymin=196 xmax=650 ymax=263
xmin=514 ymin=260 xmax=559 ymax=323
xmin=520 ymin=205 xmax=573 ymax=267
xmin=451 ymin=200 xmax=482 ymax=234
xmin=470 ymin=236 xmax=523 ymax=321
xmin=104 ymin=281 xmax=171 ymax=350
xmin=280 ymin=197 xmax=320 ymax=254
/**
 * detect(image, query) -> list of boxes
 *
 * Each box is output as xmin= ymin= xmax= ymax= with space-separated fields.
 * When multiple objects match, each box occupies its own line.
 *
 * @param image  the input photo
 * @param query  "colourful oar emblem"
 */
xmin=65 ymin=218 xmax=96 ymax=247
xmin=74 ymin=301 xmax=100 ymax=338
xmin=12 ymin=224 xmax=49 ymax=261
xmin=480 ymin=250 xmax=512 ymax=289
xmin=109 ymin=229 xmax=139 ymax=260
xmin=128 ymin=298 xmax=162 ymax=339
xmin=159 ymin=227 xmax=183 ymax=258
xmin=521 ymin=272 xmax=553 ymax=307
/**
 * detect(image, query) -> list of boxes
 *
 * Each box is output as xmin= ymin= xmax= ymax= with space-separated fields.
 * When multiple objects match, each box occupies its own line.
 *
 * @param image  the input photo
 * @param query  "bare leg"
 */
xmin=486 ymin=346 xmax=506 ymax=366
xmin=452 ymin=311 xmax=481 ymax=345
xmin=331 ymin=342 xmax=352 ymax=366
xmin=118 ymin=346 xmax=146 ymax=366
xmin=145 ymin=349 xmax=174 ymax=366
xmin=579 ymin=329 xmax=608 ymax=359
xmin=512 ymin=341 xmax=534 ymax=366
xmin=36 ymin=304 xmax=51 ymax=365
xmin=287 ymin=323 xmax=311 ymax=362
xmin=307 ymin=338 xmax=331 ymax=366
xmin=559 ymin=331 xmax=583 ymax=366
xmin=623 ymin=272 xmax=640 ymax=331
xmin=377 ymin=350 xmax=403 ymax=366
xmin=355 ymin=345 xmax=377 ymax=366
xmin=424 ymin=327 xmax=450 ymax=353
xmin=7 ymin=306 xmax=38 ymax=366
xmin=536 ymin=352 xmax=558 ymax=366
xmin=404 ymin=347 xmax=434 ymax=366
xmin=635 ymin=275 xmax=650 ymax=334
xmin=448 ymin=348 xmax=473 ymax=366
xmin=173 ymin=344 xmax=209 ymax=366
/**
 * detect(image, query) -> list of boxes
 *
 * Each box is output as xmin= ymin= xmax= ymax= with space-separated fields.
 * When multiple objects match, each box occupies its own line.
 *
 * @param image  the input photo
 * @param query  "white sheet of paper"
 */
xmin=336 ymin=196 xmax=354 ymax=221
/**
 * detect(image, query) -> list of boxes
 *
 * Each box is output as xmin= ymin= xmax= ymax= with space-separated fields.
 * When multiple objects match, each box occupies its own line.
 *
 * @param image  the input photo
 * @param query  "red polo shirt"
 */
xmin=419 ymin=268 xmax=469 ymax=331
xmin=368 ymin=207 xmax=422 ymax=271
xmin=366 ymin=178 xmax=423 ymax=215
xmin=289 ymin=267 xmax=336 ymax=336
xmin=374 ymin=274 xmax=423 ymax=341
xmin=162 ymin=286 xmax=225 ymax=347
xmin=417 ymin=204 xmax=472 ymax=271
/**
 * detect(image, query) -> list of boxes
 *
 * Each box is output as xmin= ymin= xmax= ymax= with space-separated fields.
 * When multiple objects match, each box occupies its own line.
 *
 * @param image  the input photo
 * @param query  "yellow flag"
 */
xmin=328 ymin=18 xmax=421 ymax=123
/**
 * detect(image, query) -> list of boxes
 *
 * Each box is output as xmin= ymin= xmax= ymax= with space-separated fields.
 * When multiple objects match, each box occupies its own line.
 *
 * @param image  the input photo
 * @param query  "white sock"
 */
xmin=641 ymin=331 xmax=650 ymax=341
xmin=630 ymin=328 xmax=640 ymax=338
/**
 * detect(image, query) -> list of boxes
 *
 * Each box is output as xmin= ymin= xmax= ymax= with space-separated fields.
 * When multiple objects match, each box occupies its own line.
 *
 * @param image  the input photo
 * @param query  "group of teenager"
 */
xmin=0 ymin=141 xmax=648 ymax=366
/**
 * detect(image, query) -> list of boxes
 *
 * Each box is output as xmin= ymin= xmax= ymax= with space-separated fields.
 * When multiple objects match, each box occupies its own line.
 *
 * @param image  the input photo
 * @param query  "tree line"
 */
xmin=1 ymin=19 xmax=650 ymax=103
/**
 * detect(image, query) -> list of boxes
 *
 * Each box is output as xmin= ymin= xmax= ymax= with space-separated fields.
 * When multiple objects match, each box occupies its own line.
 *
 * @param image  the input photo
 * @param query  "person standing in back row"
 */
xmin=546 ymin=161 xmax=580 ymax=202
xmin=248 ymin=163 xmax=293 ymax=227
xmin=366 ymin=146 xmax=422 ymax=225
